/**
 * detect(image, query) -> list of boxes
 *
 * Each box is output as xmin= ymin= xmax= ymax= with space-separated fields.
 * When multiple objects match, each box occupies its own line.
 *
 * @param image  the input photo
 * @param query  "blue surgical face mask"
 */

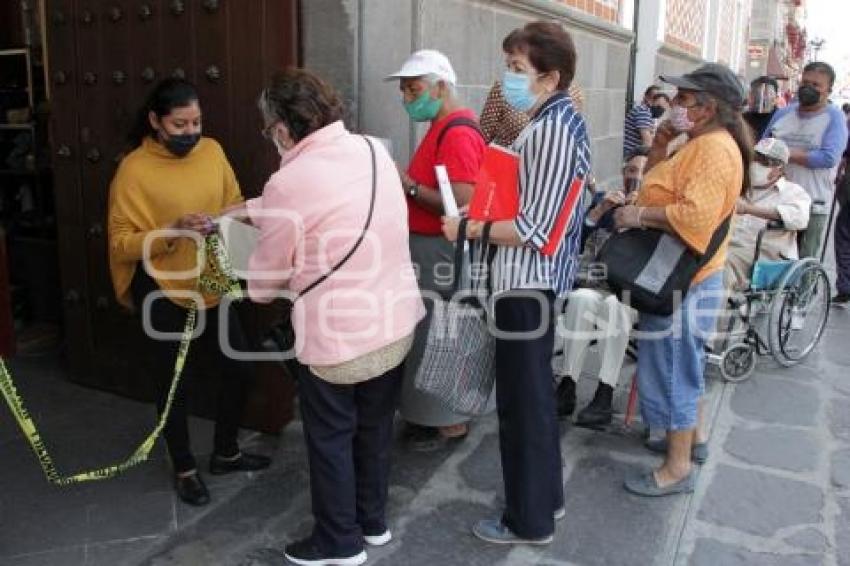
xmin=502 ymin=70 xmax=540 ymax=112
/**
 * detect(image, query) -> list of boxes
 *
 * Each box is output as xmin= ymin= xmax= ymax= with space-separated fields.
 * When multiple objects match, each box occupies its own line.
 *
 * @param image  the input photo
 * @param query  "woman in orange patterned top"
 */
xmin=612 ymin=64 xmax=752 ymax=497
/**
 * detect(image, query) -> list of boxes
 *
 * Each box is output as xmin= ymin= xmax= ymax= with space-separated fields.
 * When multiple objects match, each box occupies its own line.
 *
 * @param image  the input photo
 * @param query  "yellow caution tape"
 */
xmin=0 ymin=233 xmax=241 ymax=485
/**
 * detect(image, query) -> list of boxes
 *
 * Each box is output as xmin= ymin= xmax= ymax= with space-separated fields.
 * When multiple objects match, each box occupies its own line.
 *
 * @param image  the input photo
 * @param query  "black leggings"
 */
xmin=130 ymin=268 xmax=254 ymax=473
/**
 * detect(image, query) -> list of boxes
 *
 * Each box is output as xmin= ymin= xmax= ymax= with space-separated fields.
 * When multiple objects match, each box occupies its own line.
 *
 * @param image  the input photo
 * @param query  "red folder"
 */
xmin=468 ymin=144 xmax=585 ymax=257
xmin=540 ymin=176 xmax=584 ymax=256
xmin=468 ymin=144 xmax=520 ymax=221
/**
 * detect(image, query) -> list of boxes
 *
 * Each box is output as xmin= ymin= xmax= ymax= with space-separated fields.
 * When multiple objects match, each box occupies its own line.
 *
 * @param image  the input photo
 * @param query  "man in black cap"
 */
xmin=743 ymin=76 xmax=779 ymax=139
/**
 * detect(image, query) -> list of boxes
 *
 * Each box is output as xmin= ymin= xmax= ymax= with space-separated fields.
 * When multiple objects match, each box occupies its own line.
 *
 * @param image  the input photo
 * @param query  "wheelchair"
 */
xmin=708 ymin=221 xmax=831 ymax=383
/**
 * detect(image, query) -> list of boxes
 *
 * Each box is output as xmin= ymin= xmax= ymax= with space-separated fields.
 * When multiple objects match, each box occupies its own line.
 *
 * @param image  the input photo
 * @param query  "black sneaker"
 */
xmin=832 ymin=293 xmax=850 ymax=308
xmin=283 ymin=537 xmax=367 ymax=566
xmin=209 ymin=452 xmax=272 ymax=475
xmin=555 ymin=377 xmax=577 ymax=419
xmin=402 ymin=423 xmax=443 ymax=452
xmin=175 ymin=471 xmax=210 ymax=506
xmin=575 ymin=382 xmax=614 ymax=428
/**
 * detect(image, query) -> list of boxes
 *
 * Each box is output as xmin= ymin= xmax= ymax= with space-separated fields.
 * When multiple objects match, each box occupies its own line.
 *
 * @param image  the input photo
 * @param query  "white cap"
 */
xmin=754 ymin=137 xmax=790 ymax=165
xmin=385 ymin=49 xmax=457 ymax=85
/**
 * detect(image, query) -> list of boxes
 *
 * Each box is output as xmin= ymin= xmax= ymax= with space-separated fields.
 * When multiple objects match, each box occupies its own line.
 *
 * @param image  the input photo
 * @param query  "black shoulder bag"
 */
xmin=597 ymin=213 xmax=732 ymax=316
xmin=262 ymin=136 xmax=377 ymax=357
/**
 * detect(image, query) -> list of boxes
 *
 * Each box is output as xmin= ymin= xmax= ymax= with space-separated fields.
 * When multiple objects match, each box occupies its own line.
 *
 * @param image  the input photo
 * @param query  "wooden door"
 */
xmin=46 ymin=0 xmax=299 ymax=432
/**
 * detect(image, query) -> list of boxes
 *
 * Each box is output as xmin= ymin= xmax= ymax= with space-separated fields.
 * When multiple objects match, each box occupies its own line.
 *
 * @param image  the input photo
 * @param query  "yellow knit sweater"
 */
xmin=108 ymin=136 xmax=243 ymax=310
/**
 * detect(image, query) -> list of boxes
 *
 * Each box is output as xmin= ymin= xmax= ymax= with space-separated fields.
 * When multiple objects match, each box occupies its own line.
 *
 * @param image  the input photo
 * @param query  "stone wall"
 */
xmin=655 ymin=43 xmax=705 ymax=87
xmin=303 ymin=0 xmax=633 ymax=188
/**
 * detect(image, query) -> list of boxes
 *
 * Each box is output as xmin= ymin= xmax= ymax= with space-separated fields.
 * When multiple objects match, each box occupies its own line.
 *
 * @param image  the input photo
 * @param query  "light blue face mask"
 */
xmin=502 ymin=70 xmax=540 ymax=112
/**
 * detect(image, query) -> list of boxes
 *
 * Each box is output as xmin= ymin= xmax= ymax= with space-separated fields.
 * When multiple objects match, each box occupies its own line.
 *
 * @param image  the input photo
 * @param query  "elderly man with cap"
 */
xmin=386 ymin=50 xmax=487 ymax=450
xmin=612 ymin=63 xmax=750 ymax=496
xmin=725 ymin=138 xmax=812 ymax=290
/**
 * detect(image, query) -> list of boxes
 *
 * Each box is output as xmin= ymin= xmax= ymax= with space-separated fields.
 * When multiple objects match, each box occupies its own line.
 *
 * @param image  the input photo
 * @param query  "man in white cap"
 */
xmin=725 ymin=137 xmax=811 ymax=290
xmin=386 ymin=49 xmax=486 ymax=450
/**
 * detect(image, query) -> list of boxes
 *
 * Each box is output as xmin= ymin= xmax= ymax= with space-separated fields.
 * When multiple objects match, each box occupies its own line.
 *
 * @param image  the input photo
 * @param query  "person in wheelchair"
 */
xmin=710 ymin=136 xmax=830 ymax=383
xmin=553 ymin=150 xmax=644 ymax=426
xmin=725 ymin=138 xmax=811 ymax=291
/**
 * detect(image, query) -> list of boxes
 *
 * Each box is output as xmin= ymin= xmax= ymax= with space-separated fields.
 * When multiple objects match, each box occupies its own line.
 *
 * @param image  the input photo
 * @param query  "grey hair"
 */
xmin=423 ymin=73 xmax=457 ymax=97
xmin=257 ymin=88 xmax=275 ymax=121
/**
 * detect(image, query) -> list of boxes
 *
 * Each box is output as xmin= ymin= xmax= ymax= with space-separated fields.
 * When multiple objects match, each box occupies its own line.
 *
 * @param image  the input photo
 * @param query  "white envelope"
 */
xmin=217 ymin=216 xmax=260 ymax=274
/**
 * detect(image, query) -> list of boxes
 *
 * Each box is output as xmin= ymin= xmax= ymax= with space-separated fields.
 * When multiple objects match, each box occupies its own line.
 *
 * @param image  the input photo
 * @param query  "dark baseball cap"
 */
xmin=659 ymin=63 xmax=746 ymax=107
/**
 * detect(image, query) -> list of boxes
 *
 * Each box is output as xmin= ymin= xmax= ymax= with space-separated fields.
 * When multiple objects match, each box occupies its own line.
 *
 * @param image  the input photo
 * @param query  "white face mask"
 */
xmin=669 ymin=105 xmax=695 ymax=133
xmin=749 ymin=162 xmax=775 ymax=188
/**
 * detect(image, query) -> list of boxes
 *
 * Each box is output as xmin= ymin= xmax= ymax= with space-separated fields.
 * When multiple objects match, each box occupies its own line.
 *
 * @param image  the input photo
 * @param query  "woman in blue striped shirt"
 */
xmin=443 ymin=21 xmax=590 ymax=545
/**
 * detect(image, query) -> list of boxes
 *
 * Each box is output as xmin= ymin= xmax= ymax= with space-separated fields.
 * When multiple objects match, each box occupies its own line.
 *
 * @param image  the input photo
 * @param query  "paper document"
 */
xmin=434 ymin=165 xmax=459 ymax=217
xmin=217 ymin=216 xmax=260 ymax=274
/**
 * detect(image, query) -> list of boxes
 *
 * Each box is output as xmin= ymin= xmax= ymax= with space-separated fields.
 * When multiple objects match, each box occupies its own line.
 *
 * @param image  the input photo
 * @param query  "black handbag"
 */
xmin=261 ymin=136 xmax=378 ymax=358
xmin=597 ymin=213 xmax=732 ymax=316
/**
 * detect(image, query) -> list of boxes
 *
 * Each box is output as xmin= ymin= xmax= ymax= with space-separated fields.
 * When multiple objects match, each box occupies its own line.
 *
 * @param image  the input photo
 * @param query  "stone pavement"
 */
xmin=1 ymin=308 xmax=848 ymax=566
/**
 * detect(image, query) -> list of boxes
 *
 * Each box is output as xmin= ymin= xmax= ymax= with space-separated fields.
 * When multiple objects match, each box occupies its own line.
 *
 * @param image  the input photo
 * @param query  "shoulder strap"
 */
xmin=298 ymin=136 xmax=377 ymax=299
xmin=696 ymin=211 xmax=734 ymax=269
xmin=436 ymin=117 xmax=484 ymax=150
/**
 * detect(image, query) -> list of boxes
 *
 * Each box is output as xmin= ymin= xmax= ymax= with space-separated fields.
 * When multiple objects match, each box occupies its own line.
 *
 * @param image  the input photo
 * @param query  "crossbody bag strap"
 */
xmin=696 ymin=211 xmax=734 ymax=269
xmin=298 ymin=136 xmax=378 ymax=298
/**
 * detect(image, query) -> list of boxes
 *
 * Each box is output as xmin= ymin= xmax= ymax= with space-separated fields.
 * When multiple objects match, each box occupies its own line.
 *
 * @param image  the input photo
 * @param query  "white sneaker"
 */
xmin=363 ymin=530 xmax=392 ymax=547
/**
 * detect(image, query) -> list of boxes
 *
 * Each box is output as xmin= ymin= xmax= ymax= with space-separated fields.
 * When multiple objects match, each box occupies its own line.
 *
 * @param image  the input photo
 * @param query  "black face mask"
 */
xmin=163 ymin=133 xmax=201 ymax=157
xmin=797 ymin=85 xmax=821 ymax=108
xmin=650 ymin=105 xmax=666 ymax=119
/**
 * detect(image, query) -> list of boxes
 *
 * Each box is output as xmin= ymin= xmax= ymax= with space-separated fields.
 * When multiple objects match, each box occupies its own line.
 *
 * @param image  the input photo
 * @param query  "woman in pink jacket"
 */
xmin=240 ymin=69 xmax=424 ymax=566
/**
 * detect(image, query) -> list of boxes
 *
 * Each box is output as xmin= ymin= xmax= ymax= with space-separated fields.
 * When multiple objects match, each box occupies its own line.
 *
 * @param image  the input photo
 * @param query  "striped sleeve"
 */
xmin=514 ymin=114 xmax=582 ymax=251
xmin=632 ymin=106 xmax=654 ymax=131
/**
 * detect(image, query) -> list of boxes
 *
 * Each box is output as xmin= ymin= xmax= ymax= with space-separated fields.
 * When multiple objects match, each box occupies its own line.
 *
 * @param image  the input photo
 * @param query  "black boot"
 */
xmin=575 ymin=382 xmax=614 ymax=428
xmin=555 ymin=377 xmax=576 ymax=419
xmin=175 ymin=471 xmax=210 ymax=506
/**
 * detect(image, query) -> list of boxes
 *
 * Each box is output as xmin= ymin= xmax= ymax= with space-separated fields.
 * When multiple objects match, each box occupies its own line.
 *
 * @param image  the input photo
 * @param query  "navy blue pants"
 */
xmin=296 ymin=363 xmax=403 ymax=555
xmin=494 ymin=292 xmax=564 ymax=539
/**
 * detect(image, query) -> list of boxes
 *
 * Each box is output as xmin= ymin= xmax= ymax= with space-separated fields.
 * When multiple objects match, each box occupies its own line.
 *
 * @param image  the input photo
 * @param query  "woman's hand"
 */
xmin=442 ymin=217 xmax=484 ymax=242
xmin=613 ymin=205 xmax=644 ymax=230
xmin=653 ymin=120 xmax=679 ymax=149
xmin=442 ymin=216 xmax=461 ymax=242
xmin=602 ymin=190 xmax=626 ymax=210
xmin=172 ymin=213 xmax=215 ymax=235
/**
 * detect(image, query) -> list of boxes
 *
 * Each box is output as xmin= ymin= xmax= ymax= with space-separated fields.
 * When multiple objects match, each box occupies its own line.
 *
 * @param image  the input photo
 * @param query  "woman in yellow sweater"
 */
xmin=108 ymin=78 xmax=270 ymax=506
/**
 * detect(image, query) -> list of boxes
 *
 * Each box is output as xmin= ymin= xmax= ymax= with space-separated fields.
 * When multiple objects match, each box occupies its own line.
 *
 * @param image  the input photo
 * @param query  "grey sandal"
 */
xmin=623 ymin=467 xmax=697 ymax=497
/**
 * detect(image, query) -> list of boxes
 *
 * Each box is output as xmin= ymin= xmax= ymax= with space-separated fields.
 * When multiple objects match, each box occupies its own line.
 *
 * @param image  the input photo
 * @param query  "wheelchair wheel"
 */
xmin=768 ymin=260 xmax=830 ymax=367
xmin=719 ymin=343 xmax=756 ymax=383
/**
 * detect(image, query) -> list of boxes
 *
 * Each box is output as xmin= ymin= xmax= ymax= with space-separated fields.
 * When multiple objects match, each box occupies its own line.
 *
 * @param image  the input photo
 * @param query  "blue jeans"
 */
xmin=636 ymin=272 xmax=724 ymax=430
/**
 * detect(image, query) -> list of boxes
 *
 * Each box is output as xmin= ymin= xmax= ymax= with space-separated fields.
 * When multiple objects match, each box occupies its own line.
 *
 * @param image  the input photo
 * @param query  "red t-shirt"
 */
xmin=407 ymin=109 xmax=487 ymax=235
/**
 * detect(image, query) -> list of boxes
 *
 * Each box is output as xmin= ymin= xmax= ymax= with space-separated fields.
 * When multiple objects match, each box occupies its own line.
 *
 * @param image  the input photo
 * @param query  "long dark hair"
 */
xmin=128 ymin=78 xmax=199 ymax=149
xmin=699 ymin=92 xmax=754 ymax=192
